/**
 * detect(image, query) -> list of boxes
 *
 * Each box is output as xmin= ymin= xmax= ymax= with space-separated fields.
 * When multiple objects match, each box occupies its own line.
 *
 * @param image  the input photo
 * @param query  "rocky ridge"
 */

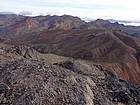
xmin=0 ymin=14 xmax=140 ymax=39
xmin=0 ymin=45 xmax=140 ymax=105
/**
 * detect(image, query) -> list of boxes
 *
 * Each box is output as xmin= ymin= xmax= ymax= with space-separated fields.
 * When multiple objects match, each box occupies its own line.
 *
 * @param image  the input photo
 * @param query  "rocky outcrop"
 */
xmin=0 ymin=58 xmax=140 ymax=105
xmin=0 ymin=45 xmax=40 ymax=64
xmin=0 ymin=44 xmax=69 ymax=65
xmin=0 ymin=43 xmax=139 ymax=104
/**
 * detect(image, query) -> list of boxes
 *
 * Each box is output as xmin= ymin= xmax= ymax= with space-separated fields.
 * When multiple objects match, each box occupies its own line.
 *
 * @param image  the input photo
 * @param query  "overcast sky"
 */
xmin=0 ymin=0 xmax=140 ymax=21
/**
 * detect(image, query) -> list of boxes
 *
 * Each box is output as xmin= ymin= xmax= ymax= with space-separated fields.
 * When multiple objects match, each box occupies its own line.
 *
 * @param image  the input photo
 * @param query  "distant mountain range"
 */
xmin=0 ymin=14 xmax=140 ymax=85
xmin=0 ymin=14 xmax=140 ymax=39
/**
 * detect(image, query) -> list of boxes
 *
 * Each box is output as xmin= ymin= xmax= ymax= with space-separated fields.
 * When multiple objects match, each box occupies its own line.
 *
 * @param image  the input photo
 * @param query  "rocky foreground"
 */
xmin=0 ymin=45 xmax=140 ymax=105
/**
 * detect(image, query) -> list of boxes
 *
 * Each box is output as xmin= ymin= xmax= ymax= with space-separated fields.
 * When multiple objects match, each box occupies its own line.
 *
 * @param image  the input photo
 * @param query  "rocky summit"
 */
xmin=0 ymin=14 xmax=140 ymax=105
xmin=0 ymin=45 xmax=139 ymax=105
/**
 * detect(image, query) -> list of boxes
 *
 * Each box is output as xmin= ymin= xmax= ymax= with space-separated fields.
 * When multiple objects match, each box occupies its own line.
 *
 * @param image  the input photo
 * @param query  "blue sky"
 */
xmin=0 ymin=0 xmax=140 ymax=21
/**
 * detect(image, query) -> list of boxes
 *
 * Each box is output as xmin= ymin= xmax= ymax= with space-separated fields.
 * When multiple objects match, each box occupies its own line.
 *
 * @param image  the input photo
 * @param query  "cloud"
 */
xmin=0 ymin=11 xmax=15 ymax=15
xmin=0 ymin=0 xmax=140 ymax=21
xmin=19 ymin=11 xmax=32 ymax=16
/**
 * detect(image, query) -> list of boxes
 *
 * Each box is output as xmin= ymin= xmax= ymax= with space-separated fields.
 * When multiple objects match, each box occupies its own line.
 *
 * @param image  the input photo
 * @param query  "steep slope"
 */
xmin=0 ymin=14 xmax=25 ymax=30
xmin=11 ymin=29 xmax=139 ymax=85
xmin=0 ymin=17 xmax=40 ymax=38
xmin=0 ymin=44 xmax=140 ymax=105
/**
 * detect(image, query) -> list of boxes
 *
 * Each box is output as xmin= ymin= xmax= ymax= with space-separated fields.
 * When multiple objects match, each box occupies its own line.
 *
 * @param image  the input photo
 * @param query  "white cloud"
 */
xmin=0 ymin=0 xmax=140 ymax=21
xmin=19 ymin=11 xmax=32 ymax=16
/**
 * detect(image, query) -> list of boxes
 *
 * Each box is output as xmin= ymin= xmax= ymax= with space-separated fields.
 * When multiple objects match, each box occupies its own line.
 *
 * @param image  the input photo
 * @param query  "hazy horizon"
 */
xmin=0 ymin=0 xmax=140 ymax=26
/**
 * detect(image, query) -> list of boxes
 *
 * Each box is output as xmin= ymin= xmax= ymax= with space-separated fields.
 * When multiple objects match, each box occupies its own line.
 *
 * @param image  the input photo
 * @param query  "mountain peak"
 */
xmin=93 ymin=18 xmax=111 ymax=26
